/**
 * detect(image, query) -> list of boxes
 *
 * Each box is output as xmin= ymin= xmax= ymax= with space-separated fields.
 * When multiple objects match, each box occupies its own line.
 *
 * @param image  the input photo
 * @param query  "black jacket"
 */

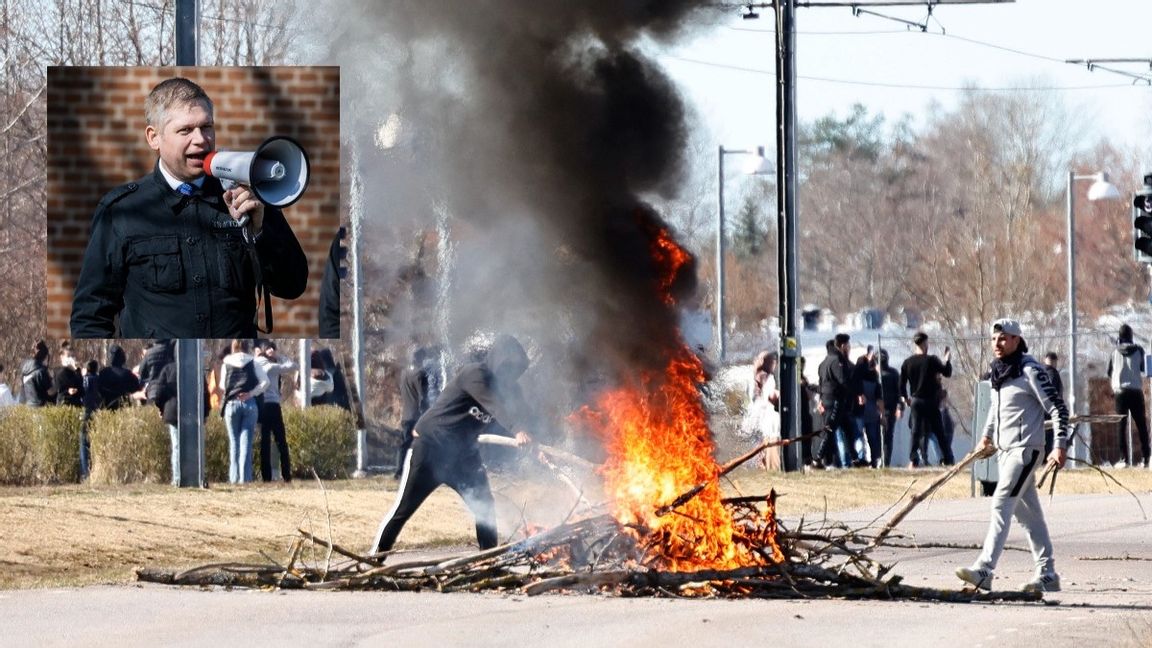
xmin=817 ymin=349 xmax=852 ymax=405
xmin=70 ymin=164 xmax=309 ymax=338
xmin=21 ymin=358 xmax=54 ymax=407
xmin=154 ymin=362 xmax=210 ymax=426
xmin=879 ymin=365 xmax=902 ymax=414
xmin=138 ymin=341 xmax=173 ymax=401
xmin=414 ymin=335 xmax=531 ymax=446
xmin=900 ymin=354 xmax=952 ymax=402
xmin=54 ymin=366 xmax=84 ymax=407
xmin=97 ymin=345 xmax=141 ymax=410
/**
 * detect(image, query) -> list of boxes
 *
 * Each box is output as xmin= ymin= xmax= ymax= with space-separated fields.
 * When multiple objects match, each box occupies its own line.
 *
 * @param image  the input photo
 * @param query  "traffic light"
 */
xmin=1135 ymin=175 xmax=1152 ymax=264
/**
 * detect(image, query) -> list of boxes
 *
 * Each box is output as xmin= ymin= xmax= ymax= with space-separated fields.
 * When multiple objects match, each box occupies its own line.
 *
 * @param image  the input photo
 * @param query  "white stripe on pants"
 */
xmin=976 ymin=446 xmax=1055 ymax=575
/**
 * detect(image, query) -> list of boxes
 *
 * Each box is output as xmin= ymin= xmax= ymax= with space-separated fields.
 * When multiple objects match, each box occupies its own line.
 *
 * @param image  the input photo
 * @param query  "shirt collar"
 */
xmin=157 ymin=159 xmax=206 ymax=192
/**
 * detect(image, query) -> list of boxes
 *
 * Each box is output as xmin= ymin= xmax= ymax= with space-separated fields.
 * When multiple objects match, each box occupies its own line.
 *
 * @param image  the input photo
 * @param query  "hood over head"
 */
xmin=107 ymin=345 xmax=127 ymax=368
xmin=487 ymin=334 xmax=529 ymax=382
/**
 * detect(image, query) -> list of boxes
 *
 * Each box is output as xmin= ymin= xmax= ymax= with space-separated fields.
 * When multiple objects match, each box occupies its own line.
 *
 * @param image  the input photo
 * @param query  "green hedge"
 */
xmin=0 ymin=405 xmax=83 ymax=485
xmin=283 ymin=405 xmax=357 ymax=480
xmin=0 ymin=403 xmax=356 ymax=485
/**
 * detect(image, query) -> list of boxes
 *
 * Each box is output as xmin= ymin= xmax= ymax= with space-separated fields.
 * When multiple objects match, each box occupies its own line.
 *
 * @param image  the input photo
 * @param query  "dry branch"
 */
xmin=867 ymin=445 xmax=995 ymax=551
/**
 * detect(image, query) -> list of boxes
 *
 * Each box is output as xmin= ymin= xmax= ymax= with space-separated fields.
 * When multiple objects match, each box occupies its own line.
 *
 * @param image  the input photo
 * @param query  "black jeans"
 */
xmin=259 ymin=402 xmax=292 ymax=482
xmin=908 ymin=397 xmax=953 ymax=466
xmin=1114 ymin=389 xmax=1151 ymax=464
xmin=372 ymin=436 xmax=497 ymax=554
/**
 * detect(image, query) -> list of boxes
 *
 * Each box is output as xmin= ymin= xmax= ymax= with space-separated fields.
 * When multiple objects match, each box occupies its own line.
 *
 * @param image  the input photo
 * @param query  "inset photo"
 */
xmin=47 ymin=66 xmax=342 ymax=339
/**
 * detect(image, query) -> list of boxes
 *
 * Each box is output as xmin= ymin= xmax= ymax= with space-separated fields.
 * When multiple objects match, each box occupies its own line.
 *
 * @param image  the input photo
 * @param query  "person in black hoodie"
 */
xmin=1107 ymin=323 xmax=1150 ymax=467
xmin=97 ymin=345 xmax=141 ymax=410
xmin=21 ymin=340 xmax=55 ymax=407
xmin=54 ymin=342 xmax=84 ymax=407
xmin=371 ymin=334 xmax=535 ymax=555
xmin=877 ymin=349 xmax=903 ymax=468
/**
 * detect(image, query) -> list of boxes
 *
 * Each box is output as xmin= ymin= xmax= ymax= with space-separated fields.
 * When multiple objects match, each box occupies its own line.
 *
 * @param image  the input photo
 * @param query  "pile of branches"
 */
xmin=137 ymin=438 xmax=1044 ymax=601
xmin=136 ymin=498 xmax=1037 ymax=602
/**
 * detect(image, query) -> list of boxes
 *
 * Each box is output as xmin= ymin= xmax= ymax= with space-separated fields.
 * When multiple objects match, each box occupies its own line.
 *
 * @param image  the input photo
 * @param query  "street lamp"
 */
xmin=717 ymin=145 xmax=773 ymax=362
xmin=1066 ymin=170 xmax=1121 ymax=460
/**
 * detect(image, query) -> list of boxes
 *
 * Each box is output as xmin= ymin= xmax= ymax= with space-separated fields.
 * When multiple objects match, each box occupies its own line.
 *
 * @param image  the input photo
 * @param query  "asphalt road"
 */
xmin=3 ymin=493 xmax=1150 ymax=648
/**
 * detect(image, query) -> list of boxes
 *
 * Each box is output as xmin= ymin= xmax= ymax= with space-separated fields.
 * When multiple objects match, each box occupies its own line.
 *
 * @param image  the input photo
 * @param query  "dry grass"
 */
xmin=1 ymin=464 xmax=1149 ymax=590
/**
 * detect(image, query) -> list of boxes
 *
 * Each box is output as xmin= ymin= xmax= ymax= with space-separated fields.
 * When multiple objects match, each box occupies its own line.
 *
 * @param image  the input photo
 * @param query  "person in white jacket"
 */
xmin=218 ymin=339 xmax=269 ymax=484
xmin=956 ymin=318 xmax=1069 ymax=594
xmin=0 ymin=363 xmax=16 ymax=407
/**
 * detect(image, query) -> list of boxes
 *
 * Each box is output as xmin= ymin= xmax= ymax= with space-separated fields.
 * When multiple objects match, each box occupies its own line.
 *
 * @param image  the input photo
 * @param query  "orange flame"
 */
xmin=582 ymin=222 xmax=780 ymax=571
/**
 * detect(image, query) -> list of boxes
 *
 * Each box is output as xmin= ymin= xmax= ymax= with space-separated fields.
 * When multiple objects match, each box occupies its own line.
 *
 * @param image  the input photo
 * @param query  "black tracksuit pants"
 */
xmin=1115 ymin=389 xmax=1151 ymax=465
xmin=259 ymin=402 xmax=292 ymax=482
xmin=394 ymin=419 xmax=416 ymax=478
xmin=372 ymin=436 xmax=498 ymax=554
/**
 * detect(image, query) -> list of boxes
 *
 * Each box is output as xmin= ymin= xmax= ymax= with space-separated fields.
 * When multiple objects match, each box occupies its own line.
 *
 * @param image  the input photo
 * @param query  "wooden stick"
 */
xmin=867 ymin=445 xmax=995 ymax=551
xmin=477 ymin=434 xmax=597 ymax=471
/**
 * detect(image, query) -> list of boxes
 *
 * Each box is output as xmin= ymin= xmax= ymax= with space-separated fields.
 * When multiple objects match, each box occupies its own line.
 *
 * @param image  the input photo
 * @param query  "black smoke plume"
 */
xmin=324 ymin=1 xmax=714 ymax=394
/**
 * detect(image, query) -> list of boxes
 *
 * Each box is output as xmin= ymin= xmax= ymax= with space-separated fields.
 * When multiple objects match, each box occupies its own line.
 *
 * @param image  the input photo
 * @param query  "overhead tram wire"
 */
xmin=663 ymin=55 xmax=1131 ymax=92
xmin=711 ymin=2 xmax=1152 ymax=86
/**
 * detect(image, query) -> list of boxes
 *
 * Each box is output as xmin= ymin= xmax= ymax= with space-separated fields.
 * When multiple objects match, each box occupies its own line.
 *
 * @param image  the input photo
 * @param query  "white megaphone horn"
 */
xmin=203 ymin=135 xmax=310 ymax=208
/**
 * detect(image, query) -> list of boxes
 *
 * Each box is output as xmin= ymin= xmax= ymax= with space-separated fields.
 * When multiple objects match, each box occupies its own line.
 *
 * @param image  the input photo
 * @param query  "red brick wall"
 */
xmin=46 ymin=66 xmax=341 ymax=339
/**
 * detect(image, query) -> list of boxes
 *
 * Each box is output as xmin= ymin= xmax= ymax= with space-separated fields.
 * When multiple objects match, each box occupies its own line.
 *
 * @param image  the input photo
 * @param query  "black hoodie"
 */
xmin=414 ymin=335 xmax=531 ymax=446
xmin=97 ymin=345 xmax=141 ymax=410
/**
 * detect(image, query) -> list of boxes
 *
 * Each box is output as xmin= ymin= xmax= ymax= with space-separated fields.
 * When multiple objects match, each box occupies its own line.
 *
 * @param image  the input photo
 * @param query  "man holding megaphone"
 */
xmin=70 ymin=77 xmax=309 ymax=339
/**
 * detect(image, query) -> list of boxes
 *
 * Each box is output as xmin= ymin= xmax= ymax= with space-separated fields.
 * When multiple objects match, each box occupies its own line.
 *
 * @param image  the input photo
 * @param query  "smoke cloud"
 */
xmin=313 ymin=1 xmax=716 ymax=409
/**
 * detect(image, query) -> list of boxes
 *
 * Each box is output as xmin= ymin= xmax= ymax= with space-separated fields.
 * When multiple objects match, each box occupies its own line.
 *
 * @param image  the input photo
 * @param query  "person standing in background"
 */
xmin=395 ymin=346 xmax=441 ymax=479
xmin=54 ymin=342 xmax=84 ymax=407
xmin=254 ymin=340 xmax=296 ymax=483
xmin=218 ymin=339 xmax=269 ymax=484
xmin=1041 ymin=352 xmax=1064 ymax=459
xmin=900 ymin=331 xmax=954 ymax=467
xmin=0 ymin=364 xmax=16 ymax=407
xmin=21 ymin=340 xmax=55 ymax=407
xmin=1107 ymin=323 xmax=1150 ymax=468
xmin=79 ymin=359 xmax=102 ymax=480
xmin=877 ymin=349 xmax=902 ymax=468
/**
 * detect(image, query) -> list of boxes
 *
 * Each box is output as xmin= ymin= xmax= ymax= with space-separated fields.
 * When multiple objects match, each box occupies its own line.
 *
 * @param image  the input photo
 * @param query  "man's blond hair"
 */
xmin=145 ymin=77 xmax=213 ymax=129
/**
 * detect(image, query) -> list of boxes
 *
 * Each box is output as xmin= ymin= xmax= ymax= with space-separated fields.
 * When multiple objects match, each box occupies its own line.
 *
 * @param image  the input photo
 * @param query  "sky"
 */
xmin=661 ymin=0 xmax=1152 ymax=159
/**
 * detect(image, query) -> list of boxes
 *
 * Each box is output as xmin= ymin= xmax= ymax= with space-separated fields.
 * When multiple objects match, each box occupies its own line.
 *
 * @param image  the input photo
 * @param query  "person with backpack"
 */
xmin=218 ymin=339 xmax=269 ymax=484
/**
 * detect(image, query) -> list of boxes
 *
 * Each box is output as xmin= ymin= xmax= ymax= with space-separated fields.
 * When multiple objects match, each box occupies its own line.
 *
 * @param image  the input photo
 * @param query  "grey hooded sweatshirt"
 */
xmin=1108 ymin=342 xmax=1145 ymax=394
xmin=983 ymin=354 xmax=1071 ymax=451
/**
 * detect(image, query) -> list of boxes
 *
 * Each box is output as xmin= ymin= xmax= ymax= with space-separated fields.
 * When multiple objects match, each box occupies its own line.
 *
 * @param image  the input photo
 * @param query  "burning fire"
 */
xmin=581 ymin=222 xmax=782 ymax=571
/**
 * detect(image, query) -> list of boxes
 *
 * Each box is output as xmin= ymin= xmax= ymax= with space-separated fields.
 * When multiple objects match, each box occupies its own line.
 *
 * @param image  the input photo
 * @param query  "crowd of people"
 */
xmin=0 ymin=338 xmax=352 ymax=485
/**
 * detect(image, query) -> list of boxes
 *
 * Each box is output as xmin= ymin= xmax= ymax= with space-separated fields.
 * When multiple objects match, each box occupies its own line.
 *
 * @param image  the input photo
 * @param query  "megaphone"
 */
xmin=203 ymin=135 xmax=310 ymax=207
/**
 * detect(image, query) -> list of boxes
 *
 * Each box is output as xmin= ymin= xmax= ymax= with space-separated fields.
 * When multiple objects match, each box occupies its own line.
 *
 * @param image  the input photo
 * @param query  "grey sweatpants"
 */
xmin=975 ymin=446 xmax=1055 ymax=575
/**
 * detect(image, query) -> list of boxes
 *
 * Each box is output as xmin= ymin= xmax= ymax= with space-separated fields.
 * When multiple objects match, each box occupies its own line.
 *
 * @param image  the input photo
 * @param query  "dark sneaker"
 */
xmin=955 ymin=566 xmax=994 ymax=591
xmin=1021 ymin=572 xmax=1061 ymax=593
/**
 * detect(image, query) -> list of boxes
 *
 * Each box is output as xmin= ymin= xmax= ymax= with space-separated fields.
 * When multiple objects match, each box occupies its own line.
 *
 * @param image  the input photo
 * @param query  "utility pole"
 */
xmin=747 ymin=0 xmax=1016 ymax=471
xmin=174 ymin=0 xmax=204 ymax=487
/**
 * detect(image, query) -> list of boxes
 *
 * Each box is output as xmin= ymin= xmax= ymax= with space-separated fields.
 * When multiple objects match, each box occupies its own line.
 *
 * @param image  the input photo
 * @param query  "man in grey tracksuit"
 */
xmin=956 ymin=318 xmax=1069 ymax=593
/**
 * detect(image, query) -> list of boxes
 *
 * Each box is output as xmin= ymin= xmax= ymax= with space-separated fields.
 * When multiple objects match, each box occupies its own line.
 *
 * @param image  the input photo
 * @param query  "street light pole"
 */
xmin=1066 ymin=170 xmax=1121 ymax=462
xmin=716 ymin=146 xmax=772 ymax=363
xmin=717 ymin=145 xmax=727 ymax=363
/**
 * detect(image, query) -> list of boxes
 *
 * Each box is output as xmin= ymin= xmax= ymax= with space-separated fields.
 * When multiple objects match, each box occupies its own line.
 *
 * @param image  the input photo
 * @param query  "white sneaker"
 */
xmin=1021 ymin=572 xmax=1061 ymax=593
xmin=955 ymin=566 xmax=994 ymax=591
xmin=1115 ymin=461 xmax=1128 ymax=469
